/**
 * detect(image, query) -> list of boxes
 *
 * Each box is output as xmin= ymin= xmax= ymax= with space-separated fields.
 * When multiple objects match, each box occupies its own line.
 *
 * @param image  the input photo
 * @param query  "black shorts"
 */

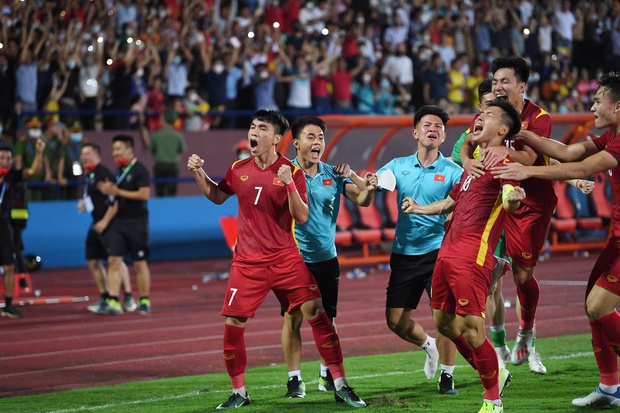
xmin=281 ymin=257 xmax=340 ymax=319
xmin=386 ymin=250 xmax=439 ymax=309
xmin=103 ymin=218 xmax=150 ymax=261
xmin=0 ymin=219 xmax=16 ymax=266
xmin=85 ymin=226 xmax=108 ymax=261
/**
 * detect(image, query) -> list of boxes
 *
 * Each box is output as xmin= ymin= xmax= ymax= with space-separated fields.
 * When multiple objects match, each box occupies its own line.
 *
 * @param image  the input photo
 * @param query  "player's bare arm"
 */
xmin=401 ymin=195 xmax=456 ymax=215
xmin=480 ymin=142 xmax=537 ymax=169
xmin=278 ymin=164 xmax=309 ymax=224
xmin=517 ymin=130 xmax=599 ymax=162
xmin=345 ymin=170 xmax=378 ymax=207
xmin=187 ymin=153 xmax=232 ymax=204
xmin=549 ymin=159 xmax=595 ymax=194
xmin=501 ymin=184 xmax=525 ymax=212
xmin=460 ymin=133 xmax=486 ymax=178
xmin=492 ymin=150 xmax=619 ymax=182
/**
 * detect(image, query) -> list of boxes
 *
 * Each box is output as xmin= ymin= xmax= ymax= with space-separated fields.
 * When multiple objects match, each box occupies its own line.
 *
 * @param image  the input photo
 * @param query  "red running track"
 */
xmin=0 ymin=253 xmax=596 ymax=398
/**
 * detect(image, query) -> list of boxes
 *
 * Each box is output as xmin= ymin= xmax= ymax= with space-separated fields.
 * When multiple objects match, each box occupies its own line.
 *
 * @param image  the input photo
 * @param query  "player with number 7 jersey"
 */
xmin=188 ymin=109 xmax=366 ymax=410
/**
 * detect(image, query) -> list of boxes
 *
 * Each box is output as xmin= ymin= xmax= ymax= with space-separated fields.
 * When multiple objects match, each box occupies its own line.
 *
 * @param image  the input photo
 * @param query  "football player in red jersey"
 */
xmin=493 ymin=72 xmax=620 ymax=408
xmin=404 ymin=100 xmax=525 ymax=413
xmin=187 ymin=109 xmax=366 ymax=410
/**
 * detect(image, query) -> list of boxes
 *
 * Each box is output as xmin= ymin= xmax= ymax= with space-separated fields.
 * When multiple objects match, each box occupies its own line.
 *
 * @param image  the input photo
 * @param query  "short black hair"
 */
xmin=291 ymin=116 xmax=327 ymax=140
xmin=0 ymin=145 xmax=12 ymax=155
xmin=489 ymin=101 xmax=522 ymax=140
xmin=112 ymin=134 xmax=134 ymax=148
xmin=82 ymin=142 xmax=101 ymax=154
xmin=490 ymin=56 xmax=530 ymax=84
xmin=598 ymin=72 xmax=620 ymax=103
xmin=251 ymin=109 xmax=290 ymax=136
xmin=478 ymin=78 xmax=493 ymax=102
xmin=413 ymin=105 xmax=450 ymax=128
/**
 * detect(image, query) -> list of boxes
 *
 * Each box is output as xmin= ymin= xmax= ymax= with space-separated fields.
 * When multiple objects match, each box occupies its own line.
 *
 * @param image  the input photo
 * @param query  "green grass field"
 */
xmin=3 ymin=334 xmax=607 ymax=413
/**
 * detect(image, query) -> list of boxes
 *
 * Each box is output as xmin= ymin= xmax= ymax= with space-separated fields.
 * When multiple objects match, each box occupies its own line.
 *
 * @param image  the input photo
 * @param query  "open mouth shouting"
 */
xmin=309 ymin=146 xmax=322 ymax=161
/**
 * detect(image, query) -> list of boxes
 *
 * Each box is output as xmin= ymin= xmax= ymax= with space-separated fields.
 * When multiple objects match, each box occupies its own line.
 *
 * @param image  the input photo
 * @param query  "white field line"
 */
xmin=39 ymin=351 xmax=593 ymax=413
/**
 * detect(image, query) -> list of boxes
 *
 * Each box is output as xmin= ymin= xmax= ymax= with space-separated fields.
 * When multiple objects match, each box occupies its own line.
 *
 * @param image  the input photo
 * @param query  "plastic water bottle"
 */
xmin=541 ymin=240 xmax=551 ymax=261
xmin=216 ymin=272 xmax=230 ymax=281
xmin=346 ymin=268 xmax=366 ymax=279
xmin=377 ymin=263 xmax=390 ymax=271
xmin=573 ymin=250 xmax=590 ymax=258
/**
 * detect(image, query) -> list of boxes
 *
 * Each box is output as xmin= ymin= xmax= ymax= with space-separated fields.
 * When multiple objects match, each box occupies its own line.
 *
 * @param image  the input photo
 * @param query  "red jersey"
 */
xmin=439 ymin=159 xmax=519 ymax=269
xmin=217 ymin=155 xmax=308 ymax=267
xmin=592 ymin=130 xmax=620 ymax=238
xmin=510 ymin=100 xmax=556 ymax=211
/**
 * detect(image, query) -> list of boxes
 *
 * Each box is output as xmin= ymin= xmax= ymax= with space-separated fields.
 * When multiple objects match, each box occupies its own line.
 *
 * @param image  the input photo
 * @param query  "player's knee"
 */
xmin=584 ymin=299 xmax=613 ymax=321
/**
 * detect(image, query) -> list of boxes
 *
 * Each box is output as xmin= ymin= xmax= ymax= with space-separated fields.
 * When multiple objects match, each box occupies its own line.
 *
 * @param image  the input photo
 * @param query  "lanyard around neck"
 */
xmin=115 ymin=158 xmax=137 ymax=186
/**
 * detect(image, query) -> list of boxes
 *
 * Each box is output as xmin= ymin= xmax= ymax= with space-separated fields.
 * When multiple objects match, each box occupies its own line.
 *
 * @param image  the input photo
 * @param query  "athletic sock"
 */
xmin=591 ymin=312 xmax=620 ymax=386
xmin=490 ymin=326 xmax=507 ymax=348
xmin=516 ymin=276 xmax=539 ymax=330
xmin=320 ymin=364 xmax=329 ymax=377
xmin=288 ymin=370 xmax=302 ymax=381
xmin=440 ymin=364 xmax=455 ymax=375
xmin=473 ymin=339 xmax=500 ymax=401
xmin=5 ymin=296 xmax=12 ymax=306
xmin=223 ymin=324 xmax=247 ymax=388
xmin=453 ymin=334 xmax=476 ymax=369
xmin=309 ymin=312 xmax=344 ymax=380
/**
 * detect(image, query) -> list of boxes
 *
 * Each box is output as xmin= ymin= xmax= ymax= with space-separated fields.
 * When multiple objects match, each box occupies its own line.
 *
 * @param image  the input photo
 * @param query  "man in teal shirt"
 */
xmin=281 ymin=115 xmax=378 ymax=398
xmin=377 ymin=105 xmax=462 ymax=394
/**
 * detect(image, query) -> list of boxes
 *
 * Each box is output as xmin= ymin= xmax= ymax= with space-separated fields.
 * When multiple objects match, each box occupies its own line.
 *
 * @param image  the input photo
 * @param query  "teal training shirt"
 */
xmin=377 ymin=152 xmax=463 ymax=256
xmin=293 ymin=159 xmax=353 ymax=263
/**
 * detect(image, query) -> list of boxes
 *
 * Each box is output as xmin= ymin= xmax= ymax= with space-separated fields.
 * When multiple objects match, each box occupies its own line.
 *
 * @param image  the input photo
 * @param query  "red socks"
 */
xmin=473 ymin=339 xmax=501 ymax=400
xmin=223 ymin=324 xmax=247 ymax=388
xmin=453 ymin=334 xmax=476 ymax=369
xmin=309 ymin=312 xmax=345 ymax=379
xmin=516 ymin=276 xmax=539 ymax=330
xmin=591 ymin=312 xmax=620 ymax=386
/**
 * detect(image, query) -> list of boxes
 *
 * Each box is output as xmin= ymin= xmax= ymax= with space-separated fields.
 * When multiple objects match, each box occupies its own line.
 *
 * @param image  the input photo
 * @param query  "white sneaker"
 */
xmin=572 ymin=386 xmax=620 ymax=407
xmin=511 ymin=329 xmax=533 ymax=365
xmin=489 ymin=257 xmax=511 ymax=294
xmin=527 ymin=349 xmax=547 ymax=374
xmin=423 ymin=336 xmax=439 ymax=380
xmin=494 ymin=345 xmax=511 ymax=369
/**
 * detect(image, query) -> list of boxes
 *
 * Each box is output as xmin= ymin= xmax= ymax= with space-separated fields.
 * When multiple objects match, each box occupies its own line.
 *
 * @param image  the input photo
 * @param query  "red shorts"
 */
xmin=431 ymin=257 xmax=491 ymax=318
xmin=221 ymin=254 xmax=322 ymax=318
xmin=504 ymin=205 xmax=552 ymax=268
xmin=586 ymin=237 xmax=620 ymax=298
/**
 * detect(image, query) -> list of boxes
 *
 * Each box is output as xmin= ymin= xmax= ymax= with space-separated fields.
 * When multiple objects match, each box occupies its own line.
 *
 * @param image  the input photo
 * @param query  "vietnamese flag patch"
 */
xmin=322 ymin=178 xmax=333 ymax=186
xmin=434 ymin=174 xmax=445 ymax=182
xmin=273 ymin=177 xmax=284 ymax=186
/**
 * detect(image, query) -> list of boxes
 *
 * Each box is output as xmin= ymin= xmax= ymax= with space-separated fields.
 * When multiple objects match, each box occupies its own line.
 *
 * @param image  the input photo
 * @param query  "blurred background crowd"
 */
xmin=0 ymin=0 xmax=618 ymax=158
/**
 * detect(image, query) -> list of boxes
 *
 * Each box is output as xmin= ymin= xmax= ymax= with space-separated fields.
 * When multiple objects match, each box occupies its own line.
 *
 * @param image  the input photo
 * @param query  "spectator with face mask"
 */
xmin=252 ymin=63 xmax=278 ymax=111
xmin=57 ymin=122 xmax=87 ymax=200
xmin=235 ymin=140 xmax=251 ymax=160
xmin=14 ymin=118 xmax=50 ymax=201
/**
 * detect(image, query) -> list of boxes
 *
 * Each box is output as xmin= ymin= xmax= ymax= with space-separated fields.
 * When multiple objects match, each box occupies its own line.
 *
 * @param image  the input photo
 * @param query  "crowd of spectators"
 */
xmin=0 ymin=0 xmax=618 ymax=142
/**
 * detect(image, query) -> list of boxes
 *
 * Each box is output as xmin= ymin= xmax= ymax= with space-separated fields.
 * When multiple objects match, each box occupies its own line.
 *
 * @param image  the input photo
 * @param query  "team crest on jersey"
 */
xmin=521 ymin=121 xmax=529 ymax=130
xmin=322 ymin=178 xmax=333 ymax=186
xmin=521 ymin=252 xmax=532 ymax=259
xmin=434 ymin=174 xmax=445 ymax=182
xmin=273 ymin=177 xmax=284 ymax=186
xmin=240 ymin=175 xmax=249 ymax=182
xmin=458 ymin=299 xmax=469 ymax=306
xmin=402 ymin=171 xmax=410 ymax=175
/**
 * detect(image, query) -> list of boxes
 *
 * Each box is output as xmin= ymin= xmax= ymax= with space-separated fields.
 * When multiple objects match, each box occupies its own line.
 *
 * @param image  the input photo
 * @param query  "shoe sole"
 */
xmin=1 ymin=311 xmax=22 ymax=319
xmin=439 ymin=388 xmax=459 ymax=395
xmin=500 ymin=372 xmax=512 ymax=397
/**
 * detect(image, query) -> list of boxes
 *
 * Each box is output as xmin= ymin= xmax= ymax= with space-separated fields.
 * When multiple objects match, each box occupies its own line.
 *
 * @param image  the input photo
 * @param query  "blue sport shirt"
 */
xmin=293 ymin=159 xmax=353 ymax=263
xmin=377 ymin=152 xmax=462 ymax=256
